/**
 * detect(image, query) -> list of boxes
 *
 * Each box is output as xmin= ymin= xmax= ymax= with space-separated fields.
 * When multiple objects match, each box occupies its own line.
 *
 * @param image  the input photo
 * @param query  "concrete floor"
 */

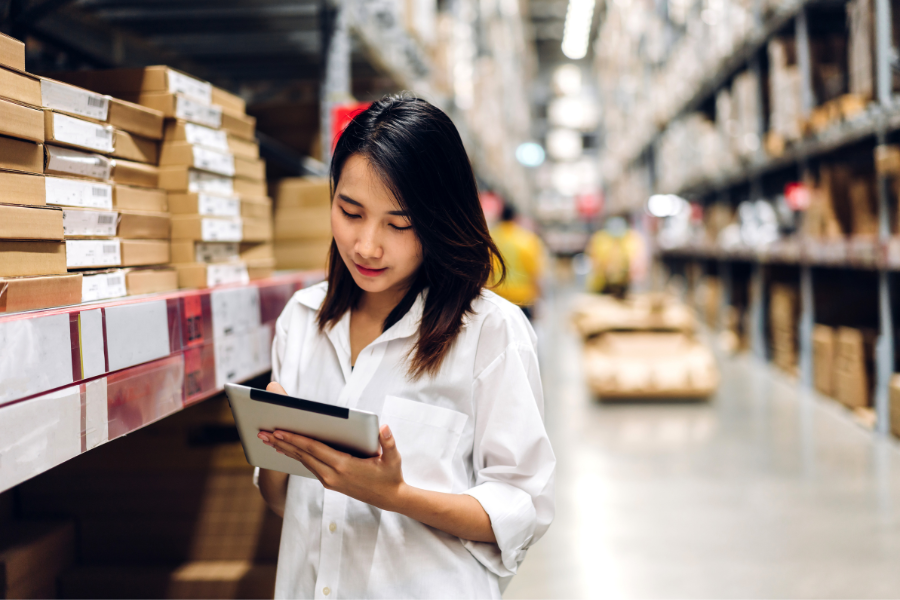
xmin=504 ymin=284 xmax=900 ymax=599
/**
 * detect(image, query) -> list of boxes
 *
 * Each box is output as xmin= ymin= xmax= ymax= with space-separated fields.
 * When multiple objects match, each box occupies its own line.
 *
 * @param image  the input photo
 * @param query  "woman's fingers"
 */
xmin=266 ymin=381 xmax=287 ymax=395
xmin=273 ymin=430 xmax=348 ymax=468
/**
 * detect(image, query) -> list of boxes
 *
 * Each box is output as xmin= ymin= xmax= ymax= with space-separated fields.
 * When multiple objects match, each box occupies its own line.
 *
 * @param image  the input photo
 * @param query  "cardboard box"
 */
xmin=160 ymin=141 xmax=235 ymax=176
xmin=233 ymin=177 xmax=265 ymax=198
xmin=0 ymin=98 xmax=43 ymax=144
xmin=274 ymin=206 xmax=332 ymax=240
xmin=248 ymin=259 xmax=275 ymax=281
xmin=275 ymin=177 xmax=330 ymax=208
xmin=45 ymin=145 xmax=107 ymax=180
xmin=171 ymin=215 xmax=243 ymax=242
xmin=834 ymin=327 xmax=872 ymax=408
xmin=121 ymin=239 xmax=170 ymax=266
xmin=875 ymin=145 xmax=900 ymax=175
xmin=234 ymin=156 xmax=265 ymax=181
xmin=163 ymin=119 xmax=228 ymax=152
xmin=81 ymin=268 xmax=127 ymax=301
xmin=0 ymin=66 xmax=41 ymax=107
xmin=168 ymin=192 xmax=240 ymax=217
xmin=228 ymin=134 xmax=259 ymax=159
xmin=813 ymin=324 xmax=835 ymax=396
xmin=53 ymin=66 xmax=212 ymax=103
xmin=170 ymin=240 xmax=240 ymax=264
xmin=175 ymin=261 xmax=249 ymax=288
xmin=0 ymin=170 xmax=45 ymax=205
xmin=212 ymin=86 xmax=247 ymax=114
xmin=241 ymin=198 xmax=272 ymax=219
xmin=112 ymin=129 xmax=159 ymax=164
xmin=111 ymin=159 xmax=159 ymax=188
xmin=0 ymin=521 xmax=75 ymax=599
xmin=62 ymin=207 xmax=118 ymax=238
xmin=0 ymin=241 xmax=67 ymax=277
xmin=240 ymin=242 xmax=274 ymax=261
xmin=118 ymin=211 xmax=171 ymax=239
xmin=242 ymin=217 xmax=273 ymax=242
xmin=0 ymin=32 xmax=25 ymax=72
xmin=274 ymin=239 xmax=332 ymax=270
xmin=43 ymin=110 xmax=113 ymax=153
xmin=108 ymin=97 xmax=165 ymax=140
xmin=0 ymin=273 xmax=82 ymax=312
xmin=221 ymin=110 xmax=256 ymax=140
xmin=891 ymin=374 xmax=900 ymax=438
xmin=0 ymin=204 xmax=63 ymax=240
xmin=159 ymin=166 xmax=234 ymax=195
xmin=114 ymin=184 xmax=167 ymax=212
xmin=125 ymin=267 xmax=178 ymax=295
xmin=66 ymin=239 xmax=122 ymax=269
xmin=122 ymin=92 xmax=222 ymax=129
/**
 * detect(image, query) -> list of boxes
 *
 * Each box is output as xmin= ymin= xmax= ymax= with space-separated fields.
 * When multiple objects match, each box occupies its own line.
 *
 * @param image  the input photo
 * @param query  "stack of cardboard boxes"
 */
xmin=273 ymin=177 xmax=332 ymax=271
xmin=833 ymin=326 xmax=875 ymax=409
xmin=54 ymin=66 xmax=275 ymax=290
xmin=769 ymin=283 xmax=799 ymax=376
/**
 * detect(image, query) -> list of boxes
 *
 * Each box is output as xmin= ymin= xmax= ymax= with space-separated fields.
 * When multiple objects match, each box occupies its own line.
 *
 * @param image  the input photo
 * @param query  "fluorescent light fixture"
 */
xmin=647 ymin=194 xmax=686 ymax=218
xmin=516 ymin=142 xmax=546 ymax=167
xmin=561 ymin=0 xmax=596 ymax=60
xmin=546 ymin=128 xmax=583 ymax=161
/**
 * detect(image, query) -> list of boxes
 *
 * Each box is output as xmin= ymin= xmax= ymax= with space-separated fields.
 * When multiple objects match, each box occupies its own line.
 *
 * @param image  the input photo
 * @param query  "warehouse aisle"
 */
xmin=504 ymin=280 xmax=900 ymax=599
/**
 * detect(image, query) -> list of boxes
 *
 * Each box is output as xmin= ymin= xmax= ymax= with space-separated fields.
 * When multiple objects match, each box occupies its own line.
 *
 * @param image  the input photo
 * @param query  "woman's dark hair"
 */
xmin=317 ymin=95 xmax=505 ymax=379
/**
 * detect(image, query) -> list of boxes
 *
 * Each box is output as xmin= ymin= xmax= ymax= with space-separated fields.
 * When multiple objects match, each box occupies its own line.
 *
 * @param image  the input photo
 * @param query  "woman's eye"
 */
xmin=340 ymin=207 xmax=361 ymax=219
xmin=390 ymin=223 xmax=413 ymax=231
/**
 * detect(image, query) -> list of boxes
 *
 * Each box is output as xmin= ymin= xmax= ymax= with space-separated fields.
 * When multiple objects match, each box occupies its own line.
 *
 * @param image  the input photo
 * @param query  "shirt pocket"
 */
xmin=381 ymin=395 xmax=468 ymax=493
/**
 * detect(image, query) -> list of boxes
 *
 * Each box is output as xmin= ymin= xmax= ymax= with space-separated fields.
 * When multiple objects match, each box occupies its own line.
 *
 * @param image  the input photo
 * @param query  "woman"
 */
xmin=257 ymin=96 xmax=555 ymax=599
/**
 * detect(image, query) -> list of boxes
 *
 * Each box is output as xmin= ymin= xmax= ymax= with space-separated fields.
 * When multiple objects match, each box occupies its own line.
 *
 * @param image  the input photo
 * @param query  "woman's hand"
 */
xmin=258 ymin=424 xmax=407 ymax=513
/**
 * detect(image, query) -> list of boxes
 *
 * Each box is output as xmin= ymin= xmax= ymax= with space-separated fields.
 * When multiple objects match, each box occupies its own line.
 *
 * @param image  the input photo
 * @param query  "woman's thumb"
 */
xmin=380 ymin=425 xmax=399 ymax=461
xmin=267 ymin=381 xmax=287 ymax=395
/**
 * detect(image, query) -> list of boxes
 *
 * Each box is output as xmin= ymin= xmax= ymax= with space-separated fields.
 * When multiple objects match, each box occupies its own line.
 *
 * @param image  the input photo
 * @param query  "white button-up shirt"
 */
xmin=269 ymin=282 xmax=555 ymax=599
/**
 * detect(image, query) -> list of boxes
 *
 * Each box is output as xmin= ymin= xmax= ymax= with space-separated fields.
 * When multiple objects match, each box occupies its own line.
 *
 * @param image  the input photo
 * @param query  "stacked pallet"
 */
xmin=54 ymin=66 xmax=274 ymax=290
xmin=18 ymin=395 xmax=281 ymax=600
xmin=833 ymin=327 xmax=875 ymax=408
xmin=769 ymin=283 xmax=798 ymax=375
xmin=273 ymin=177 xmax=332 ymax=271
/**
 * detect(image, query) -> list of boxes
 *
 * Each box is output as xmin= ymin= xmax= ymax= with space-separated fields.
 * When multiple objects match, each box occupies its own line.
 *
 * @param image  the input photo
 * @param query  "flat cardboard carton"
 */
xmin=0 ymin=32 xmax=25 ymax=72
xmin=0 ymin=66 xmax=40 ymax=107
xmin=159 ymin=166 xmax=234 ymax=195
xmin=0 ymin=98 xmax=43 ymax=144
xmin=243 ymin=217 xmax=273 ymax=242
xmin=117 ymin=211 xmax=171 ymax=239
xmin=170 ymin=240 xmax=240 ymax=264
xmin=171 ymin=215 xmax=243 ymax=242
xmin=108 ymin=97 xmax=164 ymax=140
xmin=174 ymin=261 xmax=250 ymax=289
xmin=0 ymin=273 xmax=82 ymax=312
xmin=234 ymin=156 xmax=265 ymax=181
xmin=121 ymin=239 xmax=170 ymax=266
xmin=212 ymin=86 xmax=246 ymax=114
xmin=233 ymin=177 xmax=265 ymax=198
xmin=228 ymin=133 xmax=259 ymax=159
xmin=125 ymin=267 xmax=178 ymax=295
xmin=80 ymin=268 xmax=127 ymax=301
xmin=0 ymin=137 xmax=43 ymax=175
xmin=122 ymin=92 xmax=222 ymax=129
xmin=0 ymin=170 xmax=45 ymax=205
xmin=62 ymin=207 xmax=118 ymax=238
xmin=52 ymin=66 xmax=212 ymax=103
xmin=0 ymin=204 xmax=63 ymax=240
xmin=168 ymin=192 xmax=240 ymax=217
xmin=241 ymin=198 xmax=272 ymax=219
xmin=163 ymin=120 xmax=228 ymax=151
xmin=240 ymin=242 xmax=274 ymax=261
xmin=221 ymin=110 xmax=256 ymax=140
xmin=248 ymin=259 xmax=275 ymax=281
xmin=890 ymin=374 xmax=900 ymax=438
xmin=44 ymin=145 xmax=107 ymax=180
xmin=112 ymin=129 xmax=159 ymax=164
xmin=43 ymin=110 xmax=114 ymax=153
xmin=274 ymin=238 xmax=332 ymax=270
xmin=160 ymin=141 xmax=235 ymax=176
xmin=0 ymin=240 xmax=67 ymax=277
xmin=275 ymin=178 xmax=330 ymax=208
xmin=114 ymin=185 xmax=167 ymax=212
xmin=111 ymin=159 xmax=159 ymax=188
xmin=275 ymin=206 xmax=332 ymax=239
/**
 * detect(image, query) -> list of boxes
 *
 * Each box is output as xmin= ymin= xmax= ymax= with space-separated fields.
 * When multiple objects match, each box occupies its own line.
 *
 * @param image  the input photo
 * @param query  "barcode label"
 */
xmin=41 ymin=79 xmax=109 ymax=120
xmin=46 ymin=177 xmax=113 ymax=209
xmin=167 ymin=70 xmax=212 ymax=105
xmin=207 ymin=262 xmax=249 ymax=287
xmin=97 ymin=214 xmax=115 ymax=224
xmin=82 ymin=269 xmax=127 ymax=302
xmin=192 ymin=145 xmax=235 ymax=176
xmin=184 ymin=123 xmax=228 ymax=151
xmin=52 ymin=113 xmax=114 ymax=152
xmin=188 ymin=169 xmax=233 ymax=195
xmin=46 ymin=146 xmax=111 ymax=181
xmin=175 ymin=95 xmax=222 ymax=128
xmin=201 ymin=217 xmax=243 ymax=242
xmin=62 ymin=209 xmax=118 ymax=236
xmin=198 ymin=194 xmax=240 ymax=217
xmin=195 ymin=242 xmax=239 ymax=263
xmin=66 ymin=239 xmax=122 ymax=268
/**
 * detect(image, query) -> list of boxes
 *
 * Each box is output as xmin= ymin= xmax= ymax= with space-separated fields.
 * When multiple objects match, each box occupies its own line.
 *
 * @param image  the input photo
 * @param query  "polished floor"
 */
xmin=504 ymin=284 xmax=900 ymax=599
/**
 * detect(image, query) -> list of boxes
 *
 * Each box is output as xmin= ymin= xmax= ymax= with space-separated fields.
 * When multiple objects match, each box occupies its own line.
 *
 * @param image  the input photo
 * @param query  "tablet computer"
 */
xmin=224 ymin=383 xmax=381 ymax=479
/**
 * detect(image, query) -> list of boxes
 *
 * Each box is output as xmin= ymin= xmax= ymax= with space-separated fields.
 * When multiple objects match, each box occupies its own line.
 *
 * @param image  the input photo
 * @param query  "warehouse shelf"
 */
xmin=0 ymin=270 xmax=323 ymax=494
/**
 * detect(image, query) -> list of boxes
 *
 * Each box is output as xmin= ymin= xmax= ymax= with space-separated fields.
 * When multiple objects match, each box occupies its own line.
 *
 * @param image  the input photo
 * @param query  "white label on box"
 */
xmin=184 ymin=122 xmax=228 ymax=150
xmin=63 ymin=209 xmax=118 ymax=237
xmin=211 ymin=285 xmax=260 ymax=339
xmin=195 ymin=242 xmax=239 ymax=263
xmin=77 ymin=309 xmax=106 ymax=378
xmin=45 ymin=177 xmax=113 ymax=209
xmin=197 ymin=193 xmax=240 ymax=217
xmin=41 ymin=79 xmax=109 ymax=121
xmin=81 ymin=270 xmax=127 ymax=302
xmin=188 ymin=169 xmax=233 ymax=195
xmin=0 ymin=384 xmax=81 ymax=493
xmin=167 ymin=70 xmax=212 ymax=105
xmin=0 ymin=313 xmax=74 ymax=406
xmin=207 ymin=262 xmax=250 ymax=287
xmin=84 ymin=377 xmax=109 ymax=450
xmin=192 ymin=145 xmax=235 ymax=176
xmin=66 ymin=239 xmax=122 ymax=268
xmin=201 ymin=217 xmax=243 ymax=242
xmin=52 ymin=113 xmax=114 ymax=153
xmin=175 ymin=95 xmax=222 ymax=128
xmin=46 ymin=146 xmax=111 ymax=181
xmin=104 ymin=300 xmax=171 ymax=372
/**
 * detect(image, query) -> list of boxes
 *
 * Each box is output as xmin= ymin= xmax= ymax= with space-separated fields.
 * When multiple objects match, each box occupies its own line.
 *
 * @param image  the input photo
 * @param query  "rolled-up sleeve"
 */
xmin=462 ymin=340 xmax=556 ymax=577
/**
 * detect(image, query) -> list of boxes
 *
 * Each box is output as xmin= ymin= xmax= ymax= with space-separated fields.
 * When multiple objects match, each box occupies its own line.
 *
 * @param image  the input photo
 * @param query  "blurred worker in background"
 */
xmin=490 ymin=202 xmax=546 ymax=320
xmin=586 ymin=216 xmax=646 ymax=297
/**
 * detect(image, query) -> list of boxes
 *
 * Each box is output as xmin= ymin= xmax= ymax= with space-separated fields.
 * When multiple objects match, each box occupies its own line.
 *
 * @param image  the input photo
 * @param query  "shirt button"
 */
xmin=323 ymin=587 xmax=331 ymax=596
xmin=329 ymin=522 xmax=337 ymax=533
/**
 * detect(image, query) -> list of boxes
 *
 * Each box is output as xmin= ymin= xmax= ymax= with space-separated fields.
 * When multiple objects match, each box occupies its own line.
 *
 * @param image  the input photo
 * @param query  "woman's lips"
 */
xmin=354 ymin=262 xmax=387 ymax=277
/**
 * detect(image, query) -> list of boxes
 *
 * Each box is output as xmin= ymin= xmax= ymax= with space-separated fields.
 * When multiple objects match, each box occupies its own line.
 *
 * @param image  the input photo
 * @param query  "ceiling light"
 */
xmin=561 ymin=0 xmax=596 ymax=60
xmin=516 ymin=142 xmax=546 ymax=167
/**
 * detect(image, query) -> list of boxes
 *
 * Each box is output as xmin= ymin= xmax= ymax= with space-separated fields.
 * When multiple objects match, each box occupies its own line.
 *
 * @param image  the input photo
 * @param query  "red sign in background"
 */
xmin=331 ymin=102 xmax=372 ymax=151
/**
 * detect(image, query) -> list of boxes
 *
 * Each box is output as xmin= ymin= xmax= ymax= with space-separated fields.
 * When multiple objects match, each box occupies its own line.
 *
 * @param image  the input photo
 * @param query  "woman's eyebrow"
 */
xmin=340 ymin=193 xmax=408 ymax=217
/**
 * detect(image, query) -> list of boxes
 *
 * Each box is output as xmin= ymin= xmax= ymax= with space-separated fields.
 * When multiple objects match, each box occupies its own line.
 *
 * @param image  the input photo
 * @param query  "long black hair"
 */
xmin=317 ymin=95 xmax=505 ymax=378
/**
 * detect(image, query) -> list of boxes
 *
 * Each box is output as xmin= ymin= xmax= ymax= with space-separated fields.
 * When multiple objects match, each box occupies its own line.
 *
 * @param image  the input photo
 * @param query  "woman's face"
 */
xmin=331 ymin=154 xmax=423 ymax=296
